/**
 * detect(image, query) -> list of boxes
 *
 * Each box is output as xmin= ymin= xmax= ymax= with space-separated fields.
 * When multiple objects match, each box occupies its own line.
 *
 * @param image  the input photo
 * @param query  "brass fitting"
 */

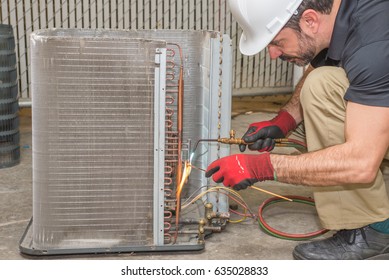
xmin=205 ymin=202 xmax=217 ymax=226
xmin=217 ymin=129 xmax=247 ymax=145
xmin=197 ymin=218 xmax=206 ymax=244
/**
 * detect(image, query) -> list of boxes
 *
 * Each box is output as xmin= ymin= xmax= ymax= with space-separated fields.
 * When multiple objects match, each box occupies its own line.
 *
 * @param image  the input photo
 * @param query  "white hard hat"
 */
xmin=229 ymin=0 xmax=303 ymax=56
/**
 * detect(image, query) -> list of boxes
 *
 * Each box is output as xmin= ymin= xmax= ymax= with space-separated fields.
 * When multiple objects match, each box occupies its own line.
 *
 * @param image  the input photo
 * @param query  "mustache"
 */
xmin=279 ymin=55 xmax=299 ymax=62
xmin=279 ymin=54 xmax=311 ymax=67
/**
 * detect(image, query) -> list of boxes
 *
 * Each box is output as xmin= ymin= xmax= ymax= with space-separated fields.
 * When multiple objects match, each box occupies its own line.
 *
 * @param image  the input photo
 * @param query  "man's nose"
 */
xmin=268 ymin=45 xmax=283 ymax=59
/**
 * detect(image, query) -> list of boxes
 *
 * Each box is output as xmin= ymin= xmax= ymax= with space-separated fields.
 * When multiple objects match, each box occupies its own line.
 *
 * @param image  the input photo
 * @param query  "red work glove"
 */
xmin=239 ymin=110 xmax=296 ymax=152
xmin=205 ymin=153 xmax=275 ymax=190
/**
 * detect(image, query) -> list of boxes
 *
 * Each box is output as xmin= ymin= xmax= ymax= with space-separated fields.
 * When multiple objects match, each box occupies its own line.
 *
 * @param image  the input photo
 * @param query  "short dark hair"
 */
xmin=285 ymin=0 xmax=334 ymax=32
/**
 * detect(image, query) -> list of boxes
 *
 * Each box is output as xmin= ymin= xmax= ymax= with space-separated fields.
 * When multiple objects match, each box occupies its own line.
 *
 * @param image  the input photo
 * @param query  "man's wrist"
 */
xmin=273 ymin=110 xmax=297 ymax=136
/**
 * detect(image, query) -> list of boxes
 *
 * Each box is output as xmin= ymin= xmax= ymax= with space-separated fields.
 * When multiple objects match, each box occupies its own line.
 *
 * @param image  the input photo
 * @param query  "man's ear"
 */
xmin=300 ymin=9 xmax=320 ymax=34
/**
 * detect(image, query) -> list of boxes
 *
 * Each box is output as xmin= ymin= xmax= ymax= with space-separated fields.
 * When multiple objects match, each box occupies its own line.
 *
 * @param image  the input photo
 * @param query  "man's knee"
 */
xmin=300 ymin=66 xmax=349 ymax=111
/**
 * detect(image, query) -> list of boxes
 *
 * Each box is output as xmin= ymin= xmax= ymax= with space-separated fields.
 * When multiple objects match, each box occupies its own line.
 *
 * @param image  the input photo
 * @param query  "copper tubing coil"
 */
xmin=164 ymin=182 xmax=174 ymax=239
xmin=164 ymin=189 xmax=173 ymax=198
xmin=165 ymin=165 xmax=173 ymax=174
xmin=165 ymin=162 xmax=177 ymax=165
xmin=165 ymin=144 xmax=179 ymax=150
xmin=166 ymin=82 xmax=179 ymax=88
xmin=165 ymin=148 xmax=178 ymax=155
xmin=166 ymin=92 xmax=177 ymax=99
xmin=164 ymin=160 xmax=178 ymax=165
xmin=165 ymin=159 xmax=178 ymax=165
xmin=165 ymin=159 xmax=177 ymax=165
xmin=165 ymin=151 xmax=178 ymax=156
xmin=167 ymin=48 xmax=175 ymax=57
xmin=166 ymin=72 xmax=175 ymax=80
xmin=165 ymin=166 xmax=173 ymax=183
xmin=165 ymin=145 xmax=179 ymax=151
xmin=165 ymin=143 xmax=179 ymax=149
xmin=165 ymin=153 xmax=178 ymax=159
xmin=164 ymin=159 xmax=178 ymax=164
xmin=165 ymin=132 xmax=179 ymax=137
xmin=165 ymin=152 xmax=179 ymax=158
xmin=164 ymin=222 xmax=172 ymax=231
xmin=164 ymin=167 xmax=174 ymax=178
xmin=165 ymin=108 xmax=174 ymax=117
xmin=164 ymin=149 xmax=178 ymax=155
xmin=165 ymin=160 xmax=178 ymax=166
xmin=165 ymin=139 xmax=179 ymax=143
xmin=165 ymin=139 xmax=179 ymax=145
xmin=165 ymin=119 xmax=173 ymax=128
xmin=165 ymin=142 xmax=178 ymax=147
xmin=166 ymin=96 xmax=175 ymax=105
xmin=165 ymin=161 xmax=178 ymax=167
xmin=167 ymin=60 xmax=176 ymax=68
xmin=164 ymin=177 xmax=173 ymax=186
xmin=166 ymin=90 xmax=179 ymax=95
xmin=165 ymin=131 xmax=178 ymax=136
xmin=164 ymin=233 xmax=172 ymax=243
xmin=166 ymin=81 xmax=179 ymax=85
xmin=166 ymin=136 xmax=177 ymax=142
xmin=165 ymin=141 xmax=178 ymax=148
xmin=164 ymin=211 xmax=173 ymax=219
xmin=165 ymin=43 xmax=184 ymax=244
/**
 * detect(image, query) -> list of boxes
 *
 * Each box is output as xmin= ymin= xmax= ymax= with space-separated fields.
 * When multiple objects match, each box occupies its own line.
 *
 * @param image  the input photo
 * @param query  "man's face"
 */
xmin=267 ymin=27 xmax=317 ymax=67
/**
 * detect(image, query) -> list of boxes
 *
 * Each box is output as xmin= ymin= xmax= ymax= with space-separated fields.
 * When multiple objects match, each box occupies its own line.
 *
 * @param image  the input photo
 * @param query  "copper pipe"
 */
xmin=166 ymin=43 xmax=185 ymax=244
xmin=176 ymin=50 xmax=184 ymax=199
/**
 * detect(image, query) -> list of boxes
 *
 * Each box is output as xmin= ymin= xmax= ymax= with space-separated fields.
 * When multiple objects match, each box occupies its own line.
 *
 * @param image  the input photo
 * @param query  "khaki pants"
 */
xmin=297 ymin=66 xmax=389 ymax=230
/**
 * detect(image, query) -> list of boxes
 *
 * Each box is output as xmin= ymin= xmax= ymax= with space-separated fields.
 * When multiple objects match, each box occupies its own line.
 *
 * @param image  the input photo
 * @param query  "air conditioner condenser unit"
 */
xmin=19 ymin=29 xmax=232 ymax=255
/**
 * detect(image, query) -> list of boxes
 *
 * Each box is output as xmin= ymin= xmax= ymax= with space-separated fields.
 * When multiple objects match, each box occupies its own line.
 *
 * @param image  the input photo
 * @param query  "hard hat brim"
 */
xmin=239 ymin=32 xmax=272 ymax=56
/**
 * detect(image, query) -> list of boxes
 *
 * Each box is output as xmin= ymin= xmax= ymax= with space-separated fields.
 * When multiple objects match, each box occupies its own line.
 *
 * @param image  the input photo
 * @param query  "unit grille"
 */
xmin=31 ymin=30 xmax=166 ymax=249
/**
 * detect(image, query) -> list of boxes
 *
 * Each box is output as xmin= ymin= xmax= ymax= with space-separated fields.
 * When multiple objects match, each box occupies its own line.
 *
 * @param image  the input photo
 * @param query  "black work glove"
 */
xmin=239 ymin=110 xmax=296 ymax=152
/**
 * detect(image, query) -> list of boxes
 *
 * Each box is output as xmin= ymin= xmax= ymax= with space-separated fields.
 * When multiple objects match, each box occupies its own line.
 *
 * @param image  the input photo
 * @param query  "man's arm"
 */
xmin=281 ymin=65 xmax=314 ymax=125
xmin=271 ymin=102 xmax=389 ymax=186
xmin=238 ymin=65 xmax=315 ymax=153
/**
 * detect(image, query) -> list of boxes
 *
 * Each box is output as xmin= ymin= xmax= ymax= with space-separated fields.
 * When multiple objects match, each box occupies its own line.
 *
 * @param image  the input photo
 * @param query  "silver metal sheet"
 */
xmin=31 ymin=29 xmax=166 ymax=250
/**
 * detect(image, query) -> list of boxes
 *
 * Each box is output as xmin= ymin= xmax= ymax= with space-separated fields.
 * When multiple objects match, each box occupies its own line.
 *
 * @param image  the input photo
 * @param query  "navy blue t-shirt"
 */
xmin=311 ymin=0 xmax=389 ymax=107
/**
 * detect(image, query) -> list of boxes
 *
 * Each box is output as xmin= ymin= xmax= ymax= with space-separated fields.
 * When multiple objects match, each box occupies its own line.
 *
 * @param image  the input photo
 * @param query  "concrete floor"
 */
xmin=1 ymin=96 xmax=386 ymax=260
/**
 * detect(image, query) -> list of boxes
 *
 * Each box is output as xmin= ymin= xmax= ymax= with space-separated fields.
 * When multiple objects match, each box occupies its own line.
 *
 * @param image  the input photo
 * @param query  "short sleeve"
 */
xmin=344 ymin=41 xmax=389 ymax=107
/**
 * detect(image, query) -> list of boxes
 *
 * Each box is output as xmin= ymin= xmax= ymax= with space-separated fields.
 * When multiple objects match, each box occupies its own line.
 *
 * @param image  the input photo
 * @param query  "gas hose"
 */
xmin=257 ymin=195 xmax=329 ymax=241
